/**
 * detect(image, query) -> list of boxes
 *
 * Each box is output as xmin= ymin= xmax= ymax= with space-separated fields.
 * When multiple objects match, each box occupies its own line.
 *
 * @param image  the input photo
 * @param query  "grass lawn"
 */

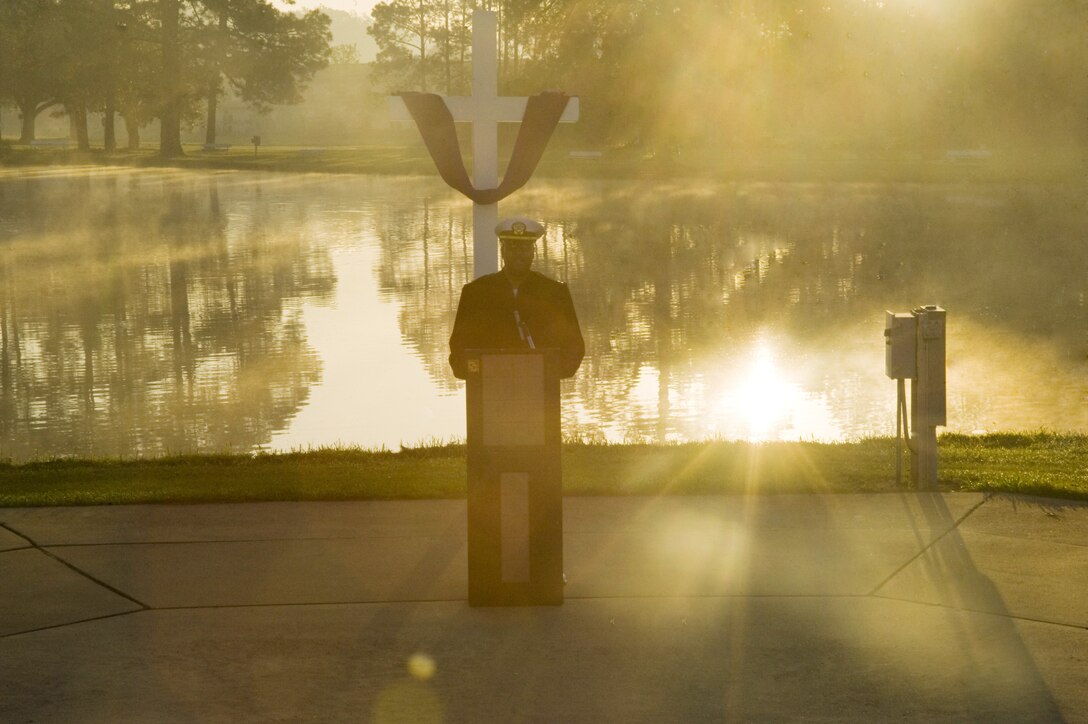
xmin=0 ymin=432 xmax=1084 ymax=507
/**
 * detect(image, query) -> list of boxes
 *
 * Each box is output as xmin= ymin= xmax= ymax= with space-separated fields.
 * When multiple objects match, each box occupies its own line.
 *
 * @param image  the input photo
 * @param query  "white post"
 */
xmin=472 ymin=10 xmax=499 ymax=278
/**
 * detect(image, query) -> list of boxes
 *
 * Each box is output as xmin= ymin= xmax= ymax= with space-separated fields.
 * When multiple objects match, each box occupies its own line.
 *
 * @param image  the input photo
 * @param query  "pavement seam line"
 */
xmin=865 ymin=493 xmax=993 ymax=597
xmin=0 ymin=609 xmax=144 ymax=640
xmin=869 ymin=592 xmax=1088 ymax=632
xmin=0 ymin=521 xmax=35 ymax=545
xmin=0 ymin=521 xmax=152 ymax=611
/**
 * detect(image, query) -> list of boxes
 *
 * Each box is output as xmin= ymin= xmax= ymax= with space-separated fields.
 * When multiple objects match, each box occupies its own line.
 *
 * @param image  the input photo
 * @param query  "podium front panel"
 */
xmin=465 ymin=349 xmax=562 ymax=607
xmin=481 ymin=354 xmax=546 ymax=447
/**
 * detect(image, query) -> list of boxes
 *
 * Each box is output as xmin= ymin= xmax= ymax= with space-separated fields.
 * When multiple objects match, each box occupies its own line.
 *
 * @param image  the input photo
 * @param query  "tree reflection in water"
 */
xmin=0 ymin=169 xmax=333 ymax=460
xmin=0 ymin=170 xmax=1084 ymax=458
xmin=377 ymin=179 xmax=1087 ymax=443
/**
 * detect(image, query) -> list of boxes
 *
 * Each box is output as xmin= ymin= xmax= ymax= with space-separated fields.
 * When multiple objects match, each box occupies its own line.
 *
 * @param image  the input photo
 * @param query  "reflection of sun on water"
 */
xmin=712 ymin=340 xmax=843 ymax=442
xmin=716 ymin=342 xmax=796 ymax=441
xmin=619 ymin=338 xmax=846 ymax=443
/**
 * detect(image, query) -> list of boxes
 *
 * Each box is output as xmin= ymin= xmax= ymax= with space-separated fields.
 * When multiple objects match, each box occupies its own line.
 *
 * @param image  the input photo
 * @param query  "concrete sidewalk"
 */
xmin=1 ymin=493 xmax=1086 ymax=722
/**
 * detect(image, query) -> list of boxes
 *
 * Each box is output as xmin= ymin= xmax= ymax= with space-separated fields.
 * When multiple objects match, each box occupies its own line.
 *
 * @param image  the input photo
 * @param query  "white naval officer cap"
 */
xmin=496 ymin=216 xmax=545 ymax=241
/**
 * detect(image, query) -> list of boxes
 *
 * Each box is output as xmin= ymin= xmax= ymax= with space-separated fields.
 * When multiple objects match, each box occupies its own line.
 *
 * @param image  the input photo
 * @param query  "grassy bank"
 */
xmin=1 ymin=142 xmax=1084 ymax=184
xmin=0 ymin=432 xmax=1084 ymax=507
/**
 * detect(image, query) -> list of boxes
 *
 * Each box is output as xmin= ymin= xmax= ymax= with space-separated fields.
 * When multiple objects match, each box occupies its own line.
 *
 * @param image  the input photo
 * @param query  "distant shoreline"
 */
xmin=1 ymin=143 xmax=1085 ymax=184
xmin=1 ymin=432 xmax=1084 ymax=507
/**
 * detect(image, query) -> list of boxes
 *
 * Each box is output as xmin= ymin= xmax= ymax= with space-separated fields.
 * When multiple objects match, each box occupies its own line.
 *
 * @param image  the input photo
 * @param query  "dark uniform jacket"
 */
xmin=449 ymin=270 xmax=585 ymax=379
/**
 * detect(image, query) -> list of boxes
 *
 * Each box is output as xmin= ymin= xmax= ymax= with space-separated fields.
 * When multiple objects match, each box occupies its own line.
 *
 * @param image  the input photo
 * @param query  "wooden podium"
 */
xmin=464 ymin=349 xmax=563 ymax=606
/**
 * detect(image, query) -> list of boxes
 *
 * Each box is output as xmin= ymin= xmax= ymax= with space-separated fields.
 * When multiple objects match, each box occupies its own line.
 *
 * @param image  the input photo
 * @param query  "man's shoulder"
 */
xmin=470 ymin=271 xmax=513 ymax=284
xmin=462 ymin=272 xmax=506 ymax=292
xmin=526 ymin=270 xmax=568 ymax=290
xmin=461 ymin=271 xmax=569 ymax=295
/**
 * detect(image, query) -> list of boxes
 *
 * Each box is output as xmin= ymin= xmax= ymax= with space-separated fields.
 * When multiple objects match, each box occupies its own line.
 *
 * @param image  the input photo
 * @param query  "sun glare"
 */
xmin=726 ymin=343 xmax=793 ymax=441
xmin=713 ymin=339 xmax=843 ymax=442
xmin=619 ymin=339 xmax=847 ymax=443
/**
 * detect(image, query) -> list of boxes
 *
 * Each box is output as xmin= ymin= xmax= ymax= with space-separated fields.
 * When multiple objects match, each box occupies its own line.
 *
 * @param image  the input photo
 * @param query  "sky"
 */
xmin=278 ymin=0 xmax=378 ymax=17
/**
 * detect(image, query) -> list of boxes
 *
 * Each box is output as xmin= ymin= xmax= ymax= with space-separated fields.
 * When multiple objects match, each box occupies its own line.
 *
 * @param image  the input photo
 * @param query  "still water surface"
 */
xmin=0 ymin=167 xmax=1084 ymax=460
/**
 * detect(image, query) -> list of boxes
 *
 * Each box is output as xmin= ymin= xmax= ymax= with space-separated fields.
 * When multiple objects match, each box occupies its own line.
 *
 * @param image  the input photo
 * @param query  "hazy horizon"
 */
xmin=276 ymin=0 xmax=377 ymax=18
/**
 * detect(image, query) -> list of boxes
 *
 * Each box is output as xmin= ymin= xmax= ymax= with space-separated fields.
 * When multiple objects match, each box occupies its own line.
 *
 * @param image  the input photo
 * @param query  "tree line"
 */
xmin=369 ymin=0 xmax=1088 ymax=156
xmin=0 ymin=0 xmax=331 ymax=155
xmin=3 ymin=1 xmax=1084 ymax=158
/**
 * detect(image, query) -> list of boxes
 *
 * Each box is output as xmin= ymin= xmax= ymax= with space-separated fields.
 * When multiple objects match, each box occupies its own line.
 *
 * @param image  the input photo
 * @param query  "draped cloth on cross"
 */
xmin=399 ymin=91 xmax=571 ymax=205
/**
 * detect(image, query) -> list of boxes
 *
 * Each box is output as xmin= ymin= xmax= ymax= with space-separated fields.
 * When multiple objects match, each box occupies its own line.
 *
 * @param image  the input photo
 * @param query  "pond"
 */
xmin=0 ymin=166 xmax=1084 ymax=460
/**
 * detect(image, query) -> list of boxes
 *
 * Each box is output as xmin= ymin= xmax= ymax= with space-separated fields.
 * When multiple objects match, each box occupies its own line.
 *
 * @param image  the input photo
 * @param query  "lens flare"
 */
xmin=408 ymin=652 xmax=437 ymax=681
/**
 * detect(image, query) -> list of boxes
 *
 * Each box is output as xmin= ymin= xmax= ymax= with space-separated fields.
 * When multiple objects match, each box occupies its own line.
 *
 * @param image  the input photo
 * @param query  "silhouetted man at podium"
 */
xmin=449 ymin=217 xmax=584 ymax=379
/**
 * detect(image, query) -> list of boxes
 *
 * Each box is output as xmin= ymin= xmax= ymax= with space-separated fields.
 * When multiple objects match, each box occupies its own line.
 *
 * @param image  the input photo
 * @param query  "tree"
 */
xmin=154 ymin=0 xmax=330 ymax=155
xmin=0 ymin=0 xmax=65 ymax=143
xmin=432 ymin=0 xmax=470 ymax=94
xmin=95 ymin=0 xmax=141 ymax=152
xmin=197 ymin=0 xmax=332 ymax=146
xmin=113 ymin=2 xmax=161 ymax=150
xmin=55 ymin=0 xmax=116 ymax=151
xmin=329 ymin=44 xmax=361 ymax=65
xmin=158 ymin=0 xmax=186 ymax=156
xmin=369 ymin=0 xmax=455 ymax=92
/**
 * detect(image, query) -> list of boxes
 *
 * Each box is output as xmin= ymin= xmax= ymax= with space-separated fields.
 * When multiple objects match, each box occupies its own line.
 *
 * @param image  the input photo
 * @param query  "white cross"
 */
xmin=388 ymin=10 xmax=579 ymax=279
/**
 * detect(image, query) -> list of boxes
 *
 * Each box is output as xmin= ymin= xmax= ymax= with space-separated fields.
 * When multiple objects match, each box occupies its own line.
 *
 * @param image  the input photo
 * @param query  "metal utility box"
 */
xmin=913 ymin=305 xmax=946 ymax=427
xmin=884 ymin=312 xmax=917 ymax=379
xmin=464 ymin=348 xmax=563 ymax=607
xmin=886 ymin=305 xmax=948 ymax=490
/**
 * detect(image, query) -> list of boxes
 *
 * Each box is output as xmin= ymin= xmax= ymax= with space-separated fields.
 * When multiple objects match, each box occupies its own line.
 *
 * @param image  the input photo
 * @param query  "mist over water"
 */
xmin=0 ymin=168 xmax=1084 ymax=460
